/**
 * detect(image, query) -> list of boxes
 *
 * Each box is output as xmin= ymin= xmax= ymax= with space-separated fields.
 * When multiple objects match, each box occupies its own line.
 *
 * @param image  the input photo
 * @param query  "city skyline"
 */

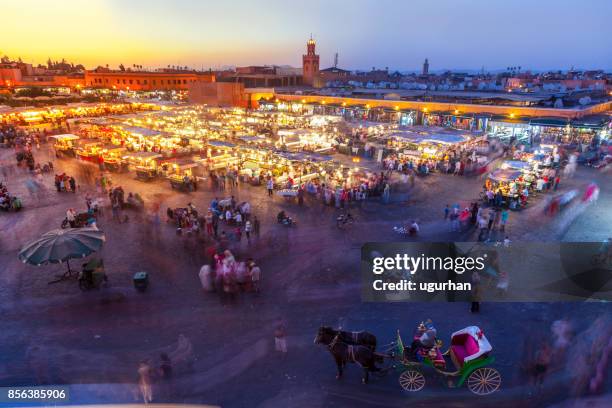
xmin=1 ymin=0 xmax=611 ymax=71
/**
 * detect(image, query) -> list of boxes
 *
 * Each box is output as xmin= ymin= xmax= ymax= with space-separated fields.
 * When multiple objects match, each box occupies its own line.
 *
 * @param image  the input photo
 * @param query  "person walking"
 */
xmin=253 ymin=216 xmax=260 ymax=236
xmin=478 ymin=215 xmax=488 ymax=241
xmin=66 ymin=208 xmax=77 ymax=228
xmin=381 ymin=183 xmax=390 ymax=204
xmin=444 ymin=204 xmax=450 ymax=220
xmin=137 ymin=360 xmax=154 ymax=404
xmin=450 ymin=209 xmax=459 ymax=232
xmin=158 ymin=353 xmax=173 ymax=401
xmin=267 ymin=178 xmax=274 ymax=197
xmin=470 ymin=271 xmax=481 ymax=313
xmin=500 ymin=209 xmax=509 ymax=232
xmin=274 ymin=321 xmax=287 ymax=355
xmin=212 ymin=213 xmax=219 ymax=237
xmin=112 ymin=200 xmax=120 ymax=222
xmin=205 ymin=211 xmax=213 ymax=236
xmin=244 ymin=220 xmax=252 ymax=243
xmin=493 ymin=209 xmax=502 ymax=231
xmin=250 ymin=260 xmax=261 ymax=292
xmin=487 ymin=208 xmax=496 ymax=230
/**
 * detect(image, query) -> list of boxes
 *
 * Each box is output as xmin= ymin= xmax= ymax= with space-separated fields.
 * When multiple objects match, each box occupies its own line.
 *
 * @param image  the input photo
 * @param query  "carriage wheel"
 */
xmin=399 ymin=370 xmax=425 ymax=392
xmin=467 ymin=367 xmax=501 ymax=395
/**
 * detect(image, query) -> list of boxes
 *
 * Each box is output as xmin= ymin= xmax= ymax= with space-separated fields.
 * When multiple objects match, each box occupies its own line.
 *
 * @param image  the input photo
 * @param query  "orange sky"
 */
xmin=1 ymin=0 xmax=297 ymax=69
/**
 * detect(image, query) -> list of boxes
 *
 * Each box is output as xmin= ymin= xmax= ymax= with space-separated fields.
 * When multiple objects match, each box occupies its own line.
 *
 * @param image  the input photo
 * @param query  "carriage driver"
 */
xmin=408 ymin=320 xmax=437 ymax=358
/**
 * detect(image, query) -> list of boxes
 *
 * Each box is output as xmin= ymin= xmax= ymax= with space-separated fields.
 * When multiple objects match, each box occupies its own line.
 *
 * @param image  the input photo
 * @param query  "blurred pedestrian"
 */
xmin=470 ymin=271 xmax=481 ymax=313
xmin=137 ymin=360 xmax=153 ymax=404
xmin=157 ymin=353 xmax=173 ymax=401
xmin=244 ymin=220 xmax=252 ymax=243
xmin=274 ymin=321 xmax=287 ymax=355
xmin=500 ymin=209 xmax=509 ymax=232
xmin=253 ymin=216 xmax=260 ymax=236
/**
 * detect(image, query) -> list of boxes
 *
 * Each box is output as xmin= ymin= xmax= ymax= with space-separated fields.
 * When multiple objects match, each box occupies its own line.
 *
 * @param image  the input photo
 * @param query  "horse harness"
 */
xmin=329 ymin=333 xmax=361 ymax=366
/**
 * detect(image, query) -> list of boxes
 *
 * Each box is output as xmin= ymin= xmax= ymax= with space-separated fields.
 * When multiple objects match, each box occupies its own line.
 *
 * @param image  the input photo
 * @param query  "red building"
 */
xmin=84 ymin=67 xmax=215 ymax=91
xmin=302 ymin=37 xmax=319 ymax=86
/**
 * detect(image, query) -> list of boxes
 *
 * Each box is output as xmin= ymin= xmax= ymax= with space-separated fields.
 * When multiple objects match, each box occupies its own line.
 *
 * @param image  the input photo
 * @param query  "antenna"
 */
xmin=334 ymin=52 xmax=338 ymax=68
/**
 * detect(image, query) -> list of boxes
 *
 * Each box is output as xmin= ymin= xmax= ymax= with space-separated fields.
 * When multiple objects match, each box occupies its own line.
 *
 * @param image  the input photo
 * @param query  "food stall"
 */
xmin=100 ymin=145 xmax=128 ymax=172
xmin=162 ymin=158 xmax=202 ymax=191
xmin=75 ymin=139 xmax=104 ymax=162
xmin=273 ymin=152 xmax=331 ymax=189
xmin=236 ymin=147 xmax=274 ymax=184
xmin=124 ymin=151 xmax=162 ymax=180
xmin=501 ymin=159 xmax=537 ymax=184
xmin=203 ymin=140 xmax=240 ymax=171
xmin=50 ymin=134 xmax=80 ymax=157
xmin=485 ymin=169 xmax=526 ymax=205
xmin=276 ymin=128 xmax=337 ymax=154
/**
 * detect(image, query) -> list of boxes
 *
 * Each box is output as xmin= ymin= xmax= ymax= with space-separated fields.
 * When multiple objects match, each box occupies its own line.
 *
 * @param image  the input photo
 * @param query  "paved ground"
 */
xmin=0 ymin=142 xmax=610 ymax=407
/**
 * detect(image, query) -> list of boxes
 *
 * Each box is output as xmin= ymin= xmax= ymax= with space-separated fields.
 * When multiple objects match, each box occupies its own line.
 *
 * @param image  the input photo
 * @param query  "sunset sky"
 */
xmin=2 ymin=0 xmax=611 ymax=71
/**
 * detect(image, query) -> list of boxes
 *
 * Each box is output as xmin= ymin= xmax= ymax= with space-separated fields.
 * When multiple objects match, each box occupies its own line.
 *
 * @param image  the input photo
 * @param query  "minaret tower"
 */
xmin=423 ymin=58 xmax=429 ymax=75
xmin=302 ymin=35 xmax=320 ymax=86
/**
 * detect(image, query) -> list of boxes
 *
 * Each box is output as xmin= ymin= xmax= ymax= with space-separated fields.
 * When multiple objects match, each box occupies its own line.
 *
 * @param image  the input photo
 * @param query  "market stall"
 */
xmin=124 ymin=151 xmax=162 ymax=180
xmin=162 ymin=158 xmax=202 ymax=191
xmin=100 ymin=145 xmax=128 ymax=172
xmin=75 ymin=139 xmax=104 ymax=162
xmin=50 ymin=134 xmax=80 ymax=157
xmin=203 ymin=140 xmax=240 ymax=171
xmin=485 ymin=169 xmax=528 ymax=208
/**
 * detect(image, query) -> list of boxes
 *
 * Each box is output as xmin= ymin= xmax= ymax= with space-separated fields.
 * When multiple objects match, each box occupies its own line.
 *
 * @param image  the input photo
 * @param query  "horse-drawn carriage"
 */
xmin=395 ymin=325 xmax=501 ymax=395
xmin=315 ymin=323 xmax=501 ymax=395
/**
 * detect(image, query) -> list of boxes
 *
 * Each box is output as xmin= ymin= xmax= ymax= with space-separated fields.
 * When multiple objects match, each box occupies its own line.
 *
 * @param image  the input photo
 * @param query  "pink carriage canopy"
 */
xmin=450 ymin=326 xmax=492 ymax=366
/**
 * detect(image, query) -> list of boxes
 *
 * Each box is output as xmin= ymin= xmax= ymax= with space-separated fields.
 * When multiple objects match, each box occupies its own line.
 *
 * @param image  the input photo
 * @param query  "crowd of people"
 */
xmin=54 ymin=173 xmax=77 ymax=193
xmin=0 ymin=181 xmax=22 ymax=211
xmin=382 ymin=142 xmax=493 ymax=177
xmin=198 ymin=250 xmax=262 ymax=302
xmin=445 ymin=202 xmax=510 ymax=242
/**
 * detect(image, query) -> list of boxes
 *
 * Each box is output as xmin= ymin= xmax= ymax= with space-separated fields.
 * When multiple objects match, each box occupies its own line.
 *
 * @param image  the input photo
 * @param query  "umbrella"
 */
xmin=19 ymin=227 xmax=105 ymax=281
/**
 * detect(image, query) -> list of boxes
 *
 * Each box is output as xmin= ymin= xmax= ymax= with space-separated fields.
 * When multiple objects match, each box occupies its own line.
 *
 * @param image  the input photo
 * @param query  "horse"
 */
xmin=315 ymin=331 xmax=383 ymax=384
xmin=316 ymin=326 xmax=377 ymax=351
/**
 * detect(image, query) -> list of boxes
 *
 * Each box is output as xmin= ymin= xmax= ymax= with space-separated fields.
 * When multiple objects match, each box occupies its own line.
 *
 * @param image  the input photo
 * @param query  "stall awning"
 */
xmin=237 ymin=135 xmax=266 ymax=142
xmin=489 ymin=115 xmax=531 ymax=124
xmin=161 ymin=158 xmax=199 ymax=169
xmin=119 ymin=125 xmax=161 ymax=137
xmin=422 ymin=134 xmax=468 ymax=144
xmin=488 ymin=169 xmax=522 ymax=182
xmin=124 ymin=151 xmax=162 ymax=160
xmin=570 ymin=115 xmax=609 ymax=129
xmin=50 ymin=134 xmax=80 ymax=141
xmin=501 ymin=160 xmax=532 ymax=171
xmin=529 ymin=117 xmax=569 ymax=127
xmin=208 ymin=140 xmax=236 ymax=148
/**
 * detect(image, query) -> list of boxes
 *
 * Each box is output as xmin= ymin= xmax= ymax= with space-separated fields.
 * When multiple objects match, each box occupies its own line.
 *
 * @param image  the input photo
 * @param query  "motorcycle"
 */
xmin=61 ymin=212 xmax=91 ymax=229
xmin=277 ymin=211 xmax=296 ymax=227
xmin=336 ymin=213 xmax=354 ymax=229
